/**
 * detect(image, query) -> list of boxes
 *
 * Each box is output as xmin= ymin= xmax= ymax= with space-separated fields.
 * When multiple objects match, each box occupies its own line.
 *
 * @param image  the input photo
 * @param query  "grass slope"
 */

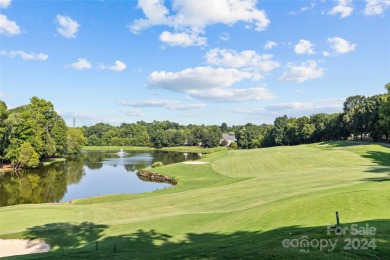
xmin=0 ymin=142 xmax=389 ymax=259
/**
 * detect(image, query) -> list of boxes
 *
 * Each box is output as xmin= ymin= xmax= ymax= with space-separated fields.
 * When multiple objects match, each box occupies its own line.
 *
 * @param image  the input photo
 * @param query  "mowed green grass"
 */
xmin=0 ymin=143 xmax=389 ymax=259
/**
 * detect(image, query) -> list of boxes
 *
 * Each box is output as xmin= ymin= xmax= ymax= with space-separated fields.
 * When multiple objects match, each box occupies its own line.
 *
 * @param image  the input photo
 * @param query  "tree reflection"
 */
xmin=0 ymin=157 xmax=85 ymax=207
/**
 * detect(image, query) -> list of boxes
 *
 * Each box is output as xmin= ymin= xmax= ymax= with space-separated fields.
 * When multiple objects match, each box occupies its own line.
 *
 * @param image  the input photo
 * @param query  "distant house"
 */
xmin=221 ymin=133 xmax=237 ymax=146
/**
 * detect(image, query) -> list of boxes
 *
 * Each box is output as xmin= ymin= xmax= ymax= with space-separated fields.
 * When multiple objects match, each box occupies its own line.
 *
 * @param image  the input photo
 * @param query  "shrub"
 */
xmin=152 ymin=161 xmax=164 ymax=168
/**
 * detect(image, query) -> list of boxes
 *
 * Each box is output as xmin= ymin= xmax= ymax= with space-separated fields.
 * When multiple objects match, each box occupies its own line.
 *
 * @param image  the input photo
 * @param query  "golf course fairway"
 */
xmin=1 ymin=142 xmax=389 ymax=259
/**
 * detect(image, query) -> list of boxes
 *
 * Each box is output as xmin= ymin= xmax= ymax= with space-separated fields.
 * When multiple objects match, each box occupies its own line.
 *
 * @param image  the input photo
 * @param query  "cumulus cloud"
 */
xmin=130 ymin=0 xmax=172 ymax=32
xmin=279 ymin=60 xmax=325 ymax=83
xmin=119 ymin=99 xmax=207 ymax=110
xmin=130 ymin=0 xmax=270 ymax=46
xmin=56 ymin=15 xmax=79 ymax=38
xmin=294 ymin=39 xmax=316 ymax=55
xmin=148 ymin=66 xmax=256 ymax=91
xmin=328 ymin=37 xmax=356 ymax=54
xmin=100 ymin=60 xmax=127 ymax=72
xmin=70 ymin=58 xmax=92 ymax=70
xmin=328 ymin=0 xmax=353 ymax=18
xmin=364 ymin=0 xmax=390 ymax=15
xmin=147 ymin=66 xmax=274 ymax=102
xmin=264 ymin=40 xmax=277 ymax=50
xmin=205 ymin=48 xmax=280 ymax=72
xmin=0 ymin=0 xmax=11 ymax=8
xmin=0 ymin=50 xmax=48 ymax=60
xmin=189 ymin=87 xmax=275 ymax=102
xmin=0 ymin=14 xmax=20 ymax=36
xmin=121 ymin=109 xmax=145 ymax=116
xmin=159 ymin=31 xmax=207 ymax=47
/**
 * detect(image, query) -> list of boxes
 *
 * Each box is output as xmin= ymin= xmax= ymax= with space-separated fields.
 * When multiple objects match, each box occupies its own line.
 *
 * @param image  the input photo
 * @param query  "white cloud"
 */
xmin=0 ymin=14 xmax=20 ymax=36
xmin=219 ymin=32 xmax=230 ymax=41
xmin=0 ymin=50 xmax=48 ymax=60
xmin=131 ymin=0 xmax=270 ymax=46
xmin=328 ymin=0 xmax=353 ymax=18
xmin=328 ymin=37 xmax=356 ymax=54
xmin=101 ymin=60 xmax=127 ymax=72
xmin=322 ymin=51 xmax=331 ymax=57
xmin=265 ymin=101 xmax=342 ymax=116
xmin=130 ymin=0 xmax=172 ymax=33
xmin=205 ymin=48 xmax=280 ymax=72
xmin=159 ymin=31 xmax=207 ymax=47
xmin=148 ymin=67 xmax=274 ymax=104
xmin=170 ymin=0 xmax=270 ymax=31
xmin=234 ymin=98 xmax=343 ymax=119
xmin=290 ymin=1 xmax=318 ymax=15
xmin=364 ymin=0 xmax=390 ymax=15
xmin=70 ymin=58 xmax=92 ymax=70
xmin=0 ymin=91 xmax=5 ymax=98
xmin=294 ymin=39 xmax=316 ymax=55
xmin=189 ymin=87 xmax=275 ymax=102
xmin=264 ymin=40 xmax=277 ymax=50
xmin=121 ymin=109 xmax=145 ymax=116
xmin=148 ymin=66 xmax=256 ymax=91
xmin=119 ymin=99 xmax=207 ymax=110
xmin=147 ymin=66 xmax=274 ymax=102
xmin=280 ymin=60 xmax=325 ymax=83
xmin=0 ymin=0 xmax=11 ymax=9
xmin=56 ymin=15 xmax=79 ymax=38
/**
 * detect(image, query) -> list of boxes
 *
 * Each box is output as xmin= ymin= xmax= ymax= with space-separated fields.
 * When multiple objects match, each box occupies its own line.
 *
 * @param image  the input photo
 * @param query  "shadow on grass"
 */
xmin=364 ymin=167 xmax=390 ymax=174
xmin=23 ymin=222 xmax=108 ymax=250
xmin=360 ymin=177 xmax=390 ymax=182
xmin=361 ymin=151 xmax=390 ymax=167
xmin=9 ymin=219 xmax=390 ymax=259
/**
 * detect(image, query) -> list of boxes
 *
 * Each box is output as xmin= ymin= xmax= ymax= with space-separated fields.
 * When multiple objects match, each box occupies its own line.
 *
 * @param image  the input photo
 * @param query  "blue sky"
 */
xmin=1 ymin=0 xmax=389 ymax=127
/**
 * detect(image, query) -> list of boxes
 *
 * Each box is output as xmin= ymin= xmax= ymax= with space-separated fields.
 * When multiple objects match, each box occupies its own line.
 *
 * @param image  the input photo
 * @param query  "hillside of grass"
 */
xmin=0 ymin=142 xmax=389 ymax=259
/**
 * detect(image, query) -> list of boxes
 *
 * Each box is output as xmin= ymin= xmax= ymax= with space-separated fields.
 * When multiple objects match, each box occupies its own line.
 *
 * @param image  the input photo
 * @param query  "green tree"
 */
xmin=343 ymin=95 xmax=367 ymax=138
xmin=18 ymin=142 xmax=40 ymax=168
xmin=379 ymin=83 xmax=390 ymax=140
xmin=67 ymin=128 xmax=87 ymax=154
xmin=273 ymin=115 xmax=288 ymax=145
xmin=0 ymin=101 xmax=8 ymax=163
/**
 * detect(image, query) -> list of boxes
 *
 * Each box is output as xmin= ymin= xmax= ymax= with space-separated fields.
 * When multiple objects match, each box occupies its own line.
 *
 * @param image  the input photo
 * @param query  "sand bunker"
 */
xmin=182 ymin=161 xmax=209 ymax=165
xmin=0 ymin=239 xmax=50 ymax=258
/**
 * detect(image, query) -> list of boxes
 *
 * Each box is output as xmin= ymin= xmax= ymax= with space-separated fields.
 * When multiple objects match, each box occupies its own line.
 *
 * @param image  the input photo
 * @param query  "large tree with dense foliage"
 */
xmin=379 ymin=83 xmax=390 ymax=140
xmin=0 ymin=97 xmax=83 ymax=169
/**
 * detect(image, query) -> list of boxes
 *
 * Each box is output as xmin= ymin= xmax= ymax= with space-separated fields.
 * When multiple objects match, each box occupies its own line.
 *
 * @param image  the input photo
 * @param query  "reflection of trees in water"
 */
xmin=153 ymin=152 xmax=198 ymax=165
xmin=0 ymin=158 xmax=86 ymax=207
xmin=0 ymin=163 xmax=67 ymax=206
xmin=66 ymin=156 xmax=86 ymax=185
xmin=124 ymin=162 xmax=148 ymax=172
xmin=83 ymin=152 xmax=104 ymax=170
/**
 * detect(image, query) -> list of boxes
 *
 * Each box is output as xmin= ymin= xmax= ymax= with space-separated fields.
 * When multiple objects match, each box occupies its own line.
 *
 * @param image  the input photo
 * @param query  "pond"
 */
xmin=0 ymin=150 xmax=199 ymax=207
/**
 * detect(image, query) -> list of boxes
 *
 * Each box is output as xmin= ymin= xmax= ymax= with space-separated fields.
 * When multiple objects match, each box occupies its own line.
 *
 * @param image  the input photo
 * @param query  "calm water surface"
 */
xmin=0 ymin=150 xmax=198 ymax=207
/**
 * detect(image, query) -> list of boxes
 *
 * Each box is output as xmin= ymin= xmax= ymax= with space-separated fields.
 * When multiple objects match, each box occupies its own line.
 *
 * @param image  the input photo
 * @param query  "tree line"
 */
xmin=236 ymin=84 xmax=389 ymax=148
xmin=82 ymin=84 xmax=389 ymax=149
xmin=0 ymin=97 xmax=87 ymax=169
xmin=1 ymin=84 xmax=388 ymax=168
